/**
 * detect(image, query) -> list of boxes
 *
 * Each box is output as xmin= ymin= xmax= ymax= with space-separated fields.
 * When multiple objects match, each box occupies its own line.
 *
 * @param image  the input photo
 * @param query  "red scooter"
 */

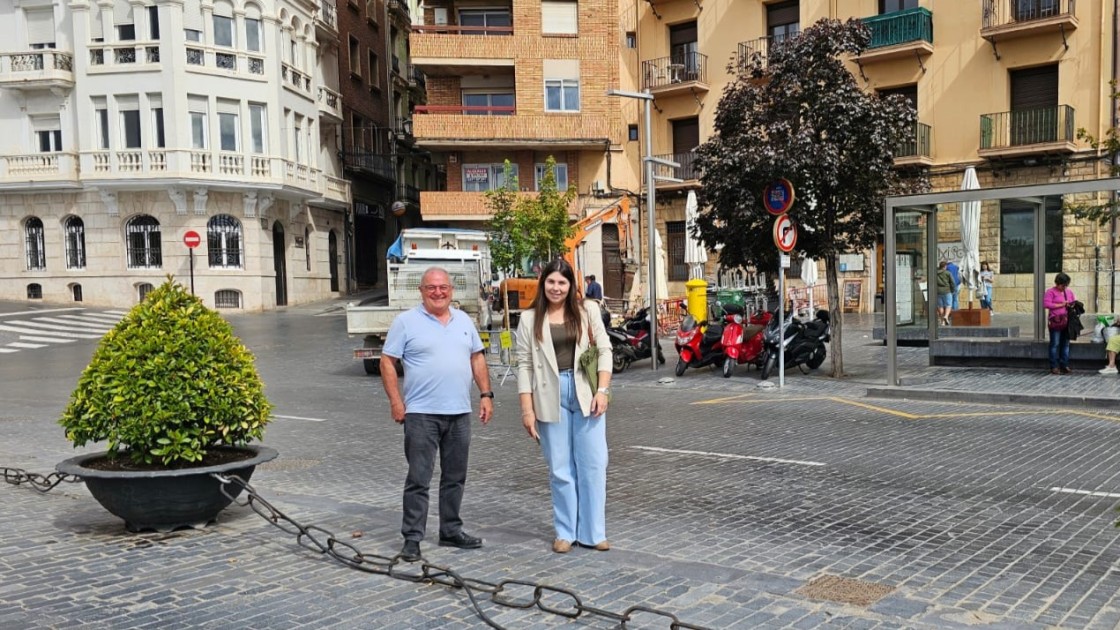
xmin=719 ymin=304 xmax=772 ymax=378
xmin=674 ymin=306 xmax=726 ymax=377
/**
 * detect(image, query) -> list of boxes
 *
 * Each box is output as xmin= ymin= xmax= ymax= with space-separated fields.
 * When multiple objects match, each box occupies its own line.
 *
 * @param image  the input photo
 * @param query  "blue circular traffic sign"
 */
xmin=764 ymin=179 xmax=795 ymax=215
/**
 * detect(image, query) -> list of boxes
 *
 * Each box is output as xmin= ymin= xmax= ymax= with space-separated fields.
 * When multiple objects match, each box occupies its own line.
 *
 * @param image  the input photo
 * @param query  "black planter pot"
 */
xmin=57 ymin=445 xmax=278 ymax=533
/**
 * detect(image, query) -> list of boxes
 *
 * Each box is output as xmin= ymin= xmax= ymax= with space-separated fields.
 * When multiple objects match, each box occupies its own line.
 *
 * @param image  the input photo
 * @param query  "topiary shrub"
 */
xmin=60 ymin=277 xmax=272 ymax=466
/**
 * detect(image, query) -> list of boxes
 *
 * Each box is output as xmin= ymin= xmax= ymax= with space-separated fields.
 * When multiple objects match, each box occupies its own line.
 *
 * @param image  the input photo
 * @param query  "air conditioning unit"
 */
xmin=434 ymin=7 xmax=448 ymax=25
xmin=591 ymin=180 xmax=606 ymax=196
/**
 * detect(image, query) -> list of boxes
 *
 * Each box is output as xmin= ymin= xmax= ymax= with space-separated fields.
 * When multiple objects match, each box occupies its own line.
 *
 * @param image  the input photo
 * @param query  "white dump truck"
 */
xmin=347 ymin=228 xmax=493 ymax=375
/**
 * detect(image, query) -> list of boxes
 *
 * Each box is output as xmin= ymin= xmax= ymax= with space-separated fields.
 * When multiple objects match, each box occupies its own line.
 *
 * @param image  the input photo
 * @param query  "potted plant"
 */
xmin=57 ymin=277 xmax=276 ymax=532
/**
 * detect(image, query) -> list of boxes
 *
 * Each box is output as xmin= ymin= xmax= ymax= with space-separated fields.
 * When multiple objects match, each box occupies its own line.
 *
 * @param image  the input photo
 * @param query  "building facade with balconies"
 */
xmin=409 ymin=0 xmax=633 ymax=297
xmin=0 ymin=0 xmax=352 ymax=310
xmin=633 ymin=0 xmax=1117 ymax=312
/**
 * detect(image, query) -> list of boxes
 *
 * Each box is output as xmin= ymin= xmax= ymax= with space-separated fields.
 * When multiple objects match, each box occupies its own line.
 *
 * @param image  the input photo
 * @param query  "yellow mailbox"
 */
xmin=685 ymin=278 xmax=708 ymax=324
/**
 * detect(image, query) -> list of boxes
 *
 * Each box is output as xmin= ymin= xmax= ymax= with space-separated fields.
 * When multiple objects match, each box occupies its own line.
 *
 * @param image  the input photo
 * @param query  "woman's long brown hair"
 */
xmin=531 ymin=258 xmax=584 ymax=343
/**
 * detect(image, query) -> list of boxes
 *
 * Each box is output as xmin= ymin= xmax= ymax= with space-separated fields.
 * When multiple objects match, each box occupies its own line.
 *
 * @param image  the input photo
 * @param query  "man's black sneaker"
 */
xmin=399 ymin=540 xmax=421 ymax=562
xmin=438 ymin=532 xmax=483 ymax=549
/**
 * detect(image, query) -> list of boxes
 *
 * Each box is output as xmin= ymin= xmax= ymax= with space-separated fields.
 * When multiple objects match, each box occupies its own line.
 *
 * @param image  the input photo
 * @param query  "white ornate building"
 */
xmin=0 ymin=0 xmax=350 ymax=310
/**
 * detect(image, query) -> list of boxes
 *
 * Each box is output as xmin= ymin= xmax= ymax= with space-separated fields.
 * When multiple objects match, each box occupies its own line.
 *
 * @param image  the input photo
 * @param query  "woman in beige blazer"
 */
xmin=516 ymin=258 xmax=613 ymax=553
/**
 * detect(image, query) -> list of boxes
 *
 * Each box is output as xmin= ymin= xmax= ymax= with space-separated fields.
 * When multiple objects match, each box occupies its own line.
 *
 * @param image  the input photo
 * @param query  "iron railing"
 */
xmin=413 ymin=24 xmax=513 ymax=36
xmin=982 ymin=0 xmax=1074 ymax=29
xmin=389 ymin=0 xmax=409 ymax=18
xmin=980 ymin=105 xmax=1074 ymax=149
xmin=863 ymin=7 xmax=933 ymax=49
xmin=341 ymin=151 xmax=394 ymax=180
xmin=414 ymin=104 xmax=516 ymax=115
xmin=641 ymin=51 xmax=707 ymax=90
xmin=317 ymin=1 xmax=337 ymax=29
xmin=409 ymin=65 xmax=426 ymax=89
xmin=398 ymin=182 xmax=420 ymax=204
xmin=737 ymin=32 xmax=797 ymax=71
xmin=653 ymin=151 xmax=697 ymax=184
xmin=896 ymin=122 xmax=932 ymax=158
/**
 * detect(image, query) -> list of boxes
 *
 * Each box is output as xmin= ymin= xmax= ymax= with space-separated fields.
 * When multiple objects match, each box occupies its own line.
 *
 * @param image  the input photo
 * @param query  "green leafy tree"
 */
xmin=486 ymin=156 xmax=576 ymax=275
xmin=1066 ymin=82 xmax=1120 ymax=238
xmin=694 ymin=18 xmax=927 ymax=377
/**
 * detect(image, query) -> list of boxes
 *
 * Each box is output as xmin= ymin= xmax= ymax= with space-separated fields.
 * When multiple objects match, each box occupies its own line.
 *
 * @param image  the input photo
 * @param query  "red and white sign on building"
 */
xmin=183 ymin=230 xmax=201 ymax=249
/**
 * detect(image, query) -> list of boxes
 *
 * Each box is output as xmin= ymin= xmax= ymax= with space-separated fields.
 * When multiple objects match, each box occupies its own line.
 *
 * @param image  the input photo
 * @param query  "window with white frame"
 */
xmin=541 ymin=0 xmax=577 ymax=35
xmin=217 ymin=100 xmax=239 ymax=152
xmin=152 ymin=107 xmax=165 ymax=147
xmin=348 ymin=36 xmax=360 ymax=76
xmin=534 ymin=162 xmax=568 ymax=191
xmin=95 ymin=107 xmax=110 ymax=149
xmin=249 ymin=104 xmax=266 ymax=153
xmin=245 ymin=17 xmax=262 ymax=51
xmin=34 ymin=117 xmax=62 ymax=152
xmin=65 ymin=216 xmax=86 ymax=269
xmin=120 ymin=108 xmax=142 ymax=149
xmin=189 ymin=97 xmax=208 ymax=149
xmin=544 ymin=60 xmax=580 ymax=112
xmin=185 ymin=28 xmax=201 ymax=41
xmin=148 ymin=6 xmax=160 ymax=39
xmin=462 ymin=91 xmax=515 ymax=115
xmin=25 ymin=217 xmax=46 ymax=270
xmin=463 ymin=163 xmax=519 ymax=192
xmin=126 ymin=215 xmax=162 ymax=268
xmin=458 ymin=8 xmax=511 ymax=35
xmin=293 ymin=119 xmax=303 ymax=162
xmin=213 ymin=2 xmax=234 ymax=47
xmin=207 ymin=214 xmax=242 ymax=268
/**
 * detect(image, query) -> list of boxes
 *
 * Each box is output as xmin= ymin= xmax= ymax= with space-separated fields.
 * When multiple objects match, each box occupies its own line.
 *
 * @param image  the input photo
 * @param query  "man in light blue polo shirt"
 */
xmin=381 ymin=266 xmax=493 ymax=563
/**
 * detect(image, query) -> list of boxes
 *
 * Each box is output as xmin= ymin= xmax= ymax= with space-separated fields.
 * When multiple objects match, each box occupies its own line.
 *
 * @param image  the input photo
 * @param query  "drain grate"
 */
xmin=258 ymin=458 xmax=321 ymax=472
xmin=796 ymin=574 xmax=895 ymax=607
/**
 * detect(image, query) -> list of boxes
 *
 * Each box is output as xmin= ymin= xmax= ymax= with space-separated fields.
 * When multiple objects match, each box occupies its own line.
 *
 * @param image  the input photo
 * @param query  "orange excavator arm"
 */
xmin=564 ymin=196 xmax=631 ymax=286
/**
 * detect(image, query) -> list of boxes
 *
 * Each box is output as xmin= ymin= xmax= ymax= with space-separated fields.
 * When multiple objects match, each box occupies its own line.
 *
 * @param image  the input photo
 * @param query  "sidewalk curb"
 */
xmin=865 ymin=386 xmax=1120 ymax=411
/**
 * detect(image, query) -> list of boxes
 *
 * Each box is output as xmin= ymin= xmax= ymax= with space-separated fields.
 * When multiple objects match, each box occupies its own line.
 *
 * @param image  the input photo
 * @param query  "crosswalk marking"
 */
xmin=12 ymin=320 xmax=111 ymax=333
xmin=0 ymin=309 xmax=124 ymax=356
xmin=20 ymin=335 xmax=76 ymax=344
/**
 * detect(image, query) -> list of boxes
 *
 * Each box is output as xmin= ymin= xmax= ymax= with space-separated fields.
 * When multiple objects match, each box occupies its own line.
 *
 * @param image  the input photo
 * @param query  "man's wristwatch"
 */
xmin=479 ymin=391 xmax=494 ymax=399
xmin=597 ymin=387 xmax=611 ymax=396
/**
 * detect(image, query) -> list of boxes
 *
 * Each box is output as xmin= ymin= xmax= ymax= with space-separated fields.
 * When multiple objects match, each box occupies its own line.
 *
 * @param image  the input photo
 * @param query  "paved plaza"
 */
xmin=3 ymin=301 xmax=1120 ymax=628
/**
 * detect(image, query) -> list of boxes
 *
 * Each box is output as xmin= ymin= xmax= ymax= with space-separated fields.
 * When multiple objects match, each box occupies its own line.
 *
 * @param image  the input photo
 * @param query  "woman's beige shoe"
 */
xmin=594 ymin=540 xmax=610 ymax=551
xmin=552 ymin=539 xmax=572 ymax=553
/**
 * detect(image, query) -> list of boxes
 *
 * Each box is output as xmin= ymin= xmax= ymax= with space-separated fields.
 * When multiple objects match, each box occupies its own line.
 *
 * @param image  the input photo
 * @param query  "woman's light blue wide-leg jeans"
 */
xmin=538 ymin=370 xmax=608 ymax=545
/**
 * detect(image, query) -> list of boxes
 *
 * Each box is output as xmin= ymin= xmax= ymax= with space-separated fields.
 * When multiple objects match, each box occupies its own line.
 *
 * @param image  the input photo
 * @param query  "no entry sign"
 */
xmin=773 ymin=214 xmax=797 ymax=253
xmin=183 ymin=230 xmax=201 ymax=249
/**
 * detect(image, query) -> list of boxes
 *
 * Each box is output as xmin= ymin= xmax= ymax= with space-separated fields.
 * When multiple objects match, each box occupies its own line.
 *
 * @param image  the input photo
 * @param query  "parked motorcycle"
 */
xmin=674 ymin=309 xmax=726 ymax=377
xmin=719 ymin=304 xmax=773 ymax=378
xmin=759 ymin=309 xmax=831 ymax=380
xmin=605 ymin=306 xmax=666 ymax=372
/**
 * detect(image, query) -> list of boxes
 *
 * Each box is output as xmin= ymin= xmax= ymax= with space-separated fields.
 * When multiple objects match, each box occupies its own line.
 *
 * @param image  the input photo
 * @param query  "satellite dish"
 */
xmin=391 ymin=201 xmax=407 ymax=217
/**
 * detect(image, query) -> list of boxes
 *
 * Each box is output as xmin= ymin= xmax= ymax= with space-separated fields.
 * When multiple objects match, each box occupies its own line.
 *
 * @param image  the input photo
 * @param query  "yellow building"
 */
xmin=627 ymin=0 xmax=1117 ymax=313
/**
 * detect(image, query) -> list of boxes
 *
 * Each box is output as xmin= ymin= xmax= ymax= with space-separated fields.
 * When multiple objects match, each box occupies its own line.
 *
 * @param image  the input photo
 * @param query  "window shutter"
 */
xmin=90 ymin=9 xmax=103 ymax=39
xmin=212 ymin=1 xmax=233 ymax=19
xmin=183 ymin=0 xmax=203 ymax=31
xmin=543 ymin=59 xmax=579 ymax=80
xmin=26 ymin=10 xmax=55 ymax=45
xmin=114 ymin=0 xmax=133 ymax=25
xmin=541 ymin=1 xmax=577 ymax=35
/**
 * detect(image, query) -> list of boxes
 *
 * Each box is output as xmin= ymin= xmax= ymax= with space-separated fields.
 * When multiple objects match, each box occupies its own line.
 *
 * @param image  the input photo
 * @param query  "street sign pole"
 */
xmin=778 ymin=251 xmax=784 ymax=388
xmin=183 ymin=230 xmax=202 ymax=295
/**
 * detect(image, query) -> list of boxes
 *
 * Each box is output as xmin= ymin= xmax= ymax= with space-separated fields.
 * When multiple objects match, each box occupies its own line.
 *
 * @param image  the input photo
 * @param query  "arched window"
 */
xmin=137 ymin=283 xmax=154 ymax=301
xmin=126 ymin=215 xmax=162 ymax=268
xmin=207 ymin=214 xmax=243 ymax=268
xmin=64 ymin=216 xmax=86 ymax=269
xmin=27 ymin=283 xmax=42 ymax=299
xmin=71 ymin=283 xmax=83 ymax=302
xmin=25 ymin=217 xmax=45 ymax=270
xmin=214 ymin=289 xmax=241 ymax=308
xmin=304 ymin=226 xmax=312 ymax=271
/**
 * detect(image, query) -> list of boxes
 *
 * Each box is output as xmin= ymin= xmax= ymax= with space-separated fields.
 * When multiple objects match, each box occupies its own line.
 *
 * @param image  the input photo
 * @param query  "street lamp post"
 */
xmin=608 ymin=89 xmax=680 ymax=371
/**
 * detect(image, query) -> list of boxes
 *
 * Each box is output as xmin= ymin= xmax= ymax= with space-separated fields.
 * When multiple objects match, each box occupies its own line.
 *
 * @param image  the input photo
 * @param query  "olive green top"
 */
xmin=550 ymin=323 xmax=575 ymax=371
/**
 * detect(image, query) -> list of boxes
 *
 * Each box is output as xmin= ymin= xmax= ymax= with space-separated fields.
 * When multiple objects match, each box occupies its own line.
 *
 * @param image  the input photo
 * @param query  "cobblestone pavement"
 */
xmin=3 ymin=304 xmax=1120 ymax=628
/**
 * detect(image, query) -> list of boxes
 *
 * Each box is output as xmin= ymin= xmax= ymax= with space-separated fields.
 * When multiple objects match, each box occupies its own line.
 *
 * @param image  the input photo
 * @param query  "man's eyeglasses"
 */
xmin=422 ymin=284 xmax=452 ymax=293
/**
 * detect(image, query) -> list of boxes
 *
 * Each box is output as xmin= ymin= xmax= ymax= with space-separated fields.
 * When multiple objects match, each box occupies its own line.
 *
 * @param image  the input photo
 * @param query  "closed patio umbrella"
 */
xmin=959 ymin=166 xmax=982 ymax=305
xmin=683 ymin=191 xmax=707 ymax=279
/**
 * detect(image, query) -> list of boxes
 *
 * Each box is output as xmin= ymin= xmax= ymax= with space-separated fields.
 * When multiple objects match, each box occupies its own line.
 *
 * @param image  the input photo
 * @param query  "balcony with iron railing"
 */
xmin=894 ymin=122 xmax=933 ymax=167
xmin=341 ymin=150 xmax=395 ymax=181
xmin=183 ymin=44 xmax=266 ymax=78
xmin=408 ymin=65 xmax=427 ymax=91
xmin=978 ymin=105 xmax=1076 ymax=158
xmin=411 ymin=7 xmax=516 ymax=70
xmin=652 ymin=151 xmax=697 ymax=188
xmin=317 ymin=86 xmax=343 ymax=123
xmin=0 ymin=152 xmax=80 ymax=188
xmin=315 ymin=1 xmax=338 ymax=39
xmin=389 ymin=0 xmax=410 ymax=21
xmin=0 ymin=50 xmax=74 ymax=91
xmin=641 ymin=52 xmax=708 ymax=97
xmin=981 ymin=0 xmax=1077 ymax=41
xmin=859 ymin=7 xmax=933 ymax=63
xmin=398 ymin=182 xmax=420 ymax=204
xmin=736 ymin=33 xmax=797 ymax=74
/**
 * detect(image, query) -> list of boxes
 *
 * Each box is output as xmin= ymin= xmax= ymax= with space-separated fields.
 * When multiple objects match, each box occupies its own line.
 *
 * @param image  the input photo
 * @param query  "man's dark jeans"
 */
xmin=401 ymin=412 xmax=471 ymax=542
xmin=1049 ymin=326 xmax=1071 ymax=369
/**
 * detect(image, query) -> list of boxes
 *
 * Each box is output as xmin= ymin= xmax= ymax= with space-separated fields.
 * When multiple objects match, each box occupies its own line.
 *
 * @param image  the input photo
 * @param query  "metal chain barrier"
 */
xmin=2 ymin=467 xmax=82 ymax=493
xmin=4 ymin=466 xmax=710 ymax=629
xmin=211 ymin=473 xmax=711 ymax=630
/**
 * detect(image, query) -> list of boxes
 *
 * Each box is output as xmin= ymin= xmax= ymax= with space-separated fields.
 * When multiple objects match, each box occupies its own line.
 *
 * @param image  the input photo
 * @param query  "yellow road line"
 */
xmin=828 ymin=397 xmax=921 ymax=419
xmin=692 ymin=395 xmax=829 ymax=405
